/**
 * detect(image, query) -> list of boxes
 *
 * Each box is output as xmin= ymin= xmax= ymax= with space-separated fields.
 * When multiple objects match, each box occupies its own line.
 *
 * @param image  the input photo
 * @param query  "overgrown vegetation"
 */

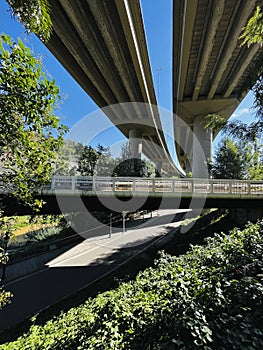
xmin=1 ymin=220 xmax=262 ymax=349
xmin=6 ymin=0 xmax=52 ymax=42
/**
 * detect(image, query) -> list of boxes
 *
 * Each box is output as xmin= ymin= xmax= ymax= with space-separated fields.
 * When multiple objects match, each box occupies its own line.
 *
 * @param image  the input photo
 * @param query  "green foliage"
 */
xmin=0 ymin=282 xmax=12 ymax=310
xmin=1 ymin=221 xmax=263 ymax=349
xmin=212 ymin=138 xmax=246 ymax=179
xmin=78 ymin=143 xmax=116 ymax=177
xmin=239 ymin=6 xmax=263 ymax=47
xmin=204 ymin=114 xmax=227 ymax=135
xmin=6 ymin=0 xmax=52 ymax=42
xmin=113 ymin=158 xmax=153 ymax=177
xmin=78 ymin=141 xmax=155 ymax=178
xmin=0 ymin=213 xmax=14 ymax=309
xmin=212 ymin=131 xmax=263 ymax=180
xmin=114 ymin=142 xmax=155 ymax=177
xmin=53 ymin=140 xmax=83 ymax=175
xmin=9 ymin=226 xmax=62 ymax=249
xmin=96 ymin=144 xmax=115 ymax=176
xmin=253 ymin=75 xmax=263 ymax=120
xmin=0 ymin=34 xmax=67 ymax=206
xmin=78 ymin=145 xmax=100 ymax=176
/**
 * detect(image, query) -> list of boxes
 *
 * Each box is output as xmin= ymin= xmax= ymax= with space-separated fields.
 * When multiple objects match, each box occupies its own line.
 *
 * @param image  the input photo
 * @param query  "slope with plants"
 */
xmin=1 ymin=220 xmax=262 ymax=349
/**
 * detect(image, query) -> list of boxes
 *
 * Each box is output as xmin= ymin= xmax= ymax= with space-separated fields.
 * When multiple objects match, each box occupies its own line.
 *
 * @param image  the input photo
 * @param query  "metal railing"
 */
xmin=39 ymin=176 xmax=263 ymax=197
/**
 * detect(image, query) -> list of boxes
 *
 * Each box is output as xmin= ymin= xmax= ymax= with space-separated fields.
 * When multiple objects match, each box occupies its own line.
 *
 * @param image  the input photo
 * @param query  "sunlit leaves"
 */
xmin=0 ymin=35 xmax=67 ymax=207
xmin=6 ymin=0 xmax=52 ymax=42
xmin=240 ymin=6 xmax=263 ymax=47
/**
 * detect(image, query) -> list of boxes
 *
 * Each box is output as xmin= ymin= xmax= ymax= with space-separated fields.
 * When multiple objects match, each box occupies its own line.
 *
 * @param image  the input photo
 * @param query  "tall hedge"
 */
xmin=1 ymin=221 xmax=263 ymax=349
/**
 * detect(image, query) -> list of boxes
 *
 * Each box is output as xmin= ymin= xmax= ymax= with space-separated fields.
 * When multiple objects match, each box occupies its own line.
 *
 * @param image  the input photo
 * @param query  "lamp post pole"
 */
xmin=109 ymin=213 xmax=112 ymax=238
xmin=122 ymin=211 xmax=127 ymax=234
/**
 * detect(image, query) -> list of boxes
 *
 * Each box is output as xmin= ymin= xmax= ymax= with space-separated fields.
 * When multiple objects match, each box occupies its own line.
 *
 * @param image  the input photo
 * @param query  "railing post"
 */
xmin=211 ymin=178 xmax=214 ymax=194
xmin=152 ymin=178 xmax=156 ymax=193
xmin=172 ymin=178 xmax=175 ymax=192
xmin=229 ymin=180 xmax=233 ymax=194
xmin=247 ymin=181 xmax=251 ymax=195
xmin=112 ymin=177 xmax=116 ymax=193
xmin=71 ymin=176 xmax=75 ymax=191
xmin=191 ymin=178 xmax=194 ymax=194
xmin=51 ymin=176 xmax=55 ymax=191
xmin=133 ymin=178 xmax=136 ymax=193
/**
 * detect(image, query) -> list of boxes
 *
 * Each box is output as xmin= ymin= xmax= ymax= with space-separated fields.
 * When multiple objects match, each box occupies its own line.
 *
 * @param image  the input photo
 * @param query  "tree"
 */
xmin=113 ymin=142 xmax=155 ymax=177
xmin=0 ymin=34 xmax=67 ymax=206
xmin=6 ymin=0 xmax=52 ymax=42
xmin=78 ymin=146 xmax=100 ymax=176
xmin=0 ymin=35 xmax=67 ymax=309
xmin=211 ymin=138 xmax=246 ymax=179
xmin=205 ymin=114 xmax=263 ymax=180
xmin=96 ymin=144 xmax=115 ymax=176
xmin=52 ymin=140 xmax=83 ymax=176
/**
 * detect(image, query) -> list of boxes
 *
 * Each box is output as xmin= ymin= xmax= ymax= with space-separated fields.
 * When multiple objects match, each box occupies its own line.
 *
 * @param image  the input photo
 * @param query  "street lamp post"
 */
xmin=109 ymin=213 xmax=112 ymax=238
xmin=122 ymin=211 xmax=127 ymax=234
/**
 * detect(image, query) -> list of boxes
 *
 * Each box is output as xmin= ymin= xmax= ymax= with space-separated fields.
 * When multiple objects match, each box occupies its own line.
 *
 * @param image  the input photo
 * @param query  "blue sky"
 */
xmin=0 ymin=0 xmax=256 ymax=156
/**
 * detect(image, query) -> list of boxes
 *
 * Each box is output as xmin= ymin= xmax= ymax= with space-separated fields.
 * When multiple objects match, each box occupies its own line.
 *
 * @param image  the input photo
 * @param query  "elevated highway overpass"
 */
xmin=45 ymin=0 xmax=179 ymax=175
xmin=43 ymin=0 xmax=262 ymax=177
xmin=173 ymin=0 xmax=262 ymax=176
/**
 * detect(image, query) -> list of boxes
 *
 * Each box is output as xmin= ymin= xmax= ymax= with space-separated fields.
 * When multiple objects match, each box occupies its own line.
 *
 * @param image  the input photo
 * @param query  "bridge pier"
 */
xmin=192 ymin=116 xmax=212 ymax=178
xmin=129 ymin=129 xmax=142 ymax=159
xmin=128 ymin=129 xmax=142 ymax=176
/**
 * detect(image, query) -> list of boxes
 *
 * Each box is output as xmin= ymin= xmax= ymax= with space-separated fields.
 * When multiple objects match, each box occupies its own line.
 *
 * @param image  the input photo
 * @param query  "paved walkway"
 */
xmin=0 ymin=209 xmax=188 ymax=334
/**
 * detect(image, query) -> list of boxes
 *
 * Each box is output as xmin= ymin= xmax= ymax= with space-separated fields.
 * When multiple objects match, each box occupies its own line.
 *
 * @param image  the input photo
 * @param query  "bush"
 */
xmin=1 ymin=221 xmax=263 ymax=349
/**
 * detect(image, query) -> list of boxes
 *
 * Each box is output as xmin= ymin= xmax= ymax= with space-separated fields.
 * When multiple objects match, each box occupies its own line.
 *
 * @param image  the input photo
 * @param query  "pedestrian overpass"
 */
xmin=1 ymin=176 xmax=262 ymax=215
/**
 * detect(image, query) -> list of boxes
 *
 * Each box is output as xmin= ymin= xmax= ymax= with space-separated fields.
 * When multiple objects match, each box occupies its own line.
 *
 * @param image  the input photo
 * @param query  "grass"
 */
xmin=14 ymin=223 xmax=57 ymax=236
xmin=1 ymin=215 xmax=62 ymax=237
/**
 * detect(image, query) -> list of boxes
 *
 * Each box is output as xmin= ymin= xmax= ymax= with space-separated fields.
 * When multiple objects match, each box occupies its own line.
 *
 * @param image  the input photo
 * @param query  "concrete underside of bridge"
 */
xmin=43 ymin=0 xmax=263 ymax=178
xmin=1 ymin=195 xmax=262 ymax=216
xmin=45 ymin=0 xmax=179 ymax=175
xmin=173 ymin=0 xmax=262 ymax=176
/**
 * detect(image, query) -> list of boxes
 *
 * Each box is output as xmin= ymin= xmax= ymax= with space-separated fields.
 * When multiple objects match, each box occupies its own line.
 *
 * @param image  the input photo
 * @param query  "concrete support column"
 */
xmin=192 ymin=116 xmax=212 ymax=178
xmin=155 ymin=161 xmax=162 ymax=177
xmin=129 ymin=129 xmax=142 ymax=159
